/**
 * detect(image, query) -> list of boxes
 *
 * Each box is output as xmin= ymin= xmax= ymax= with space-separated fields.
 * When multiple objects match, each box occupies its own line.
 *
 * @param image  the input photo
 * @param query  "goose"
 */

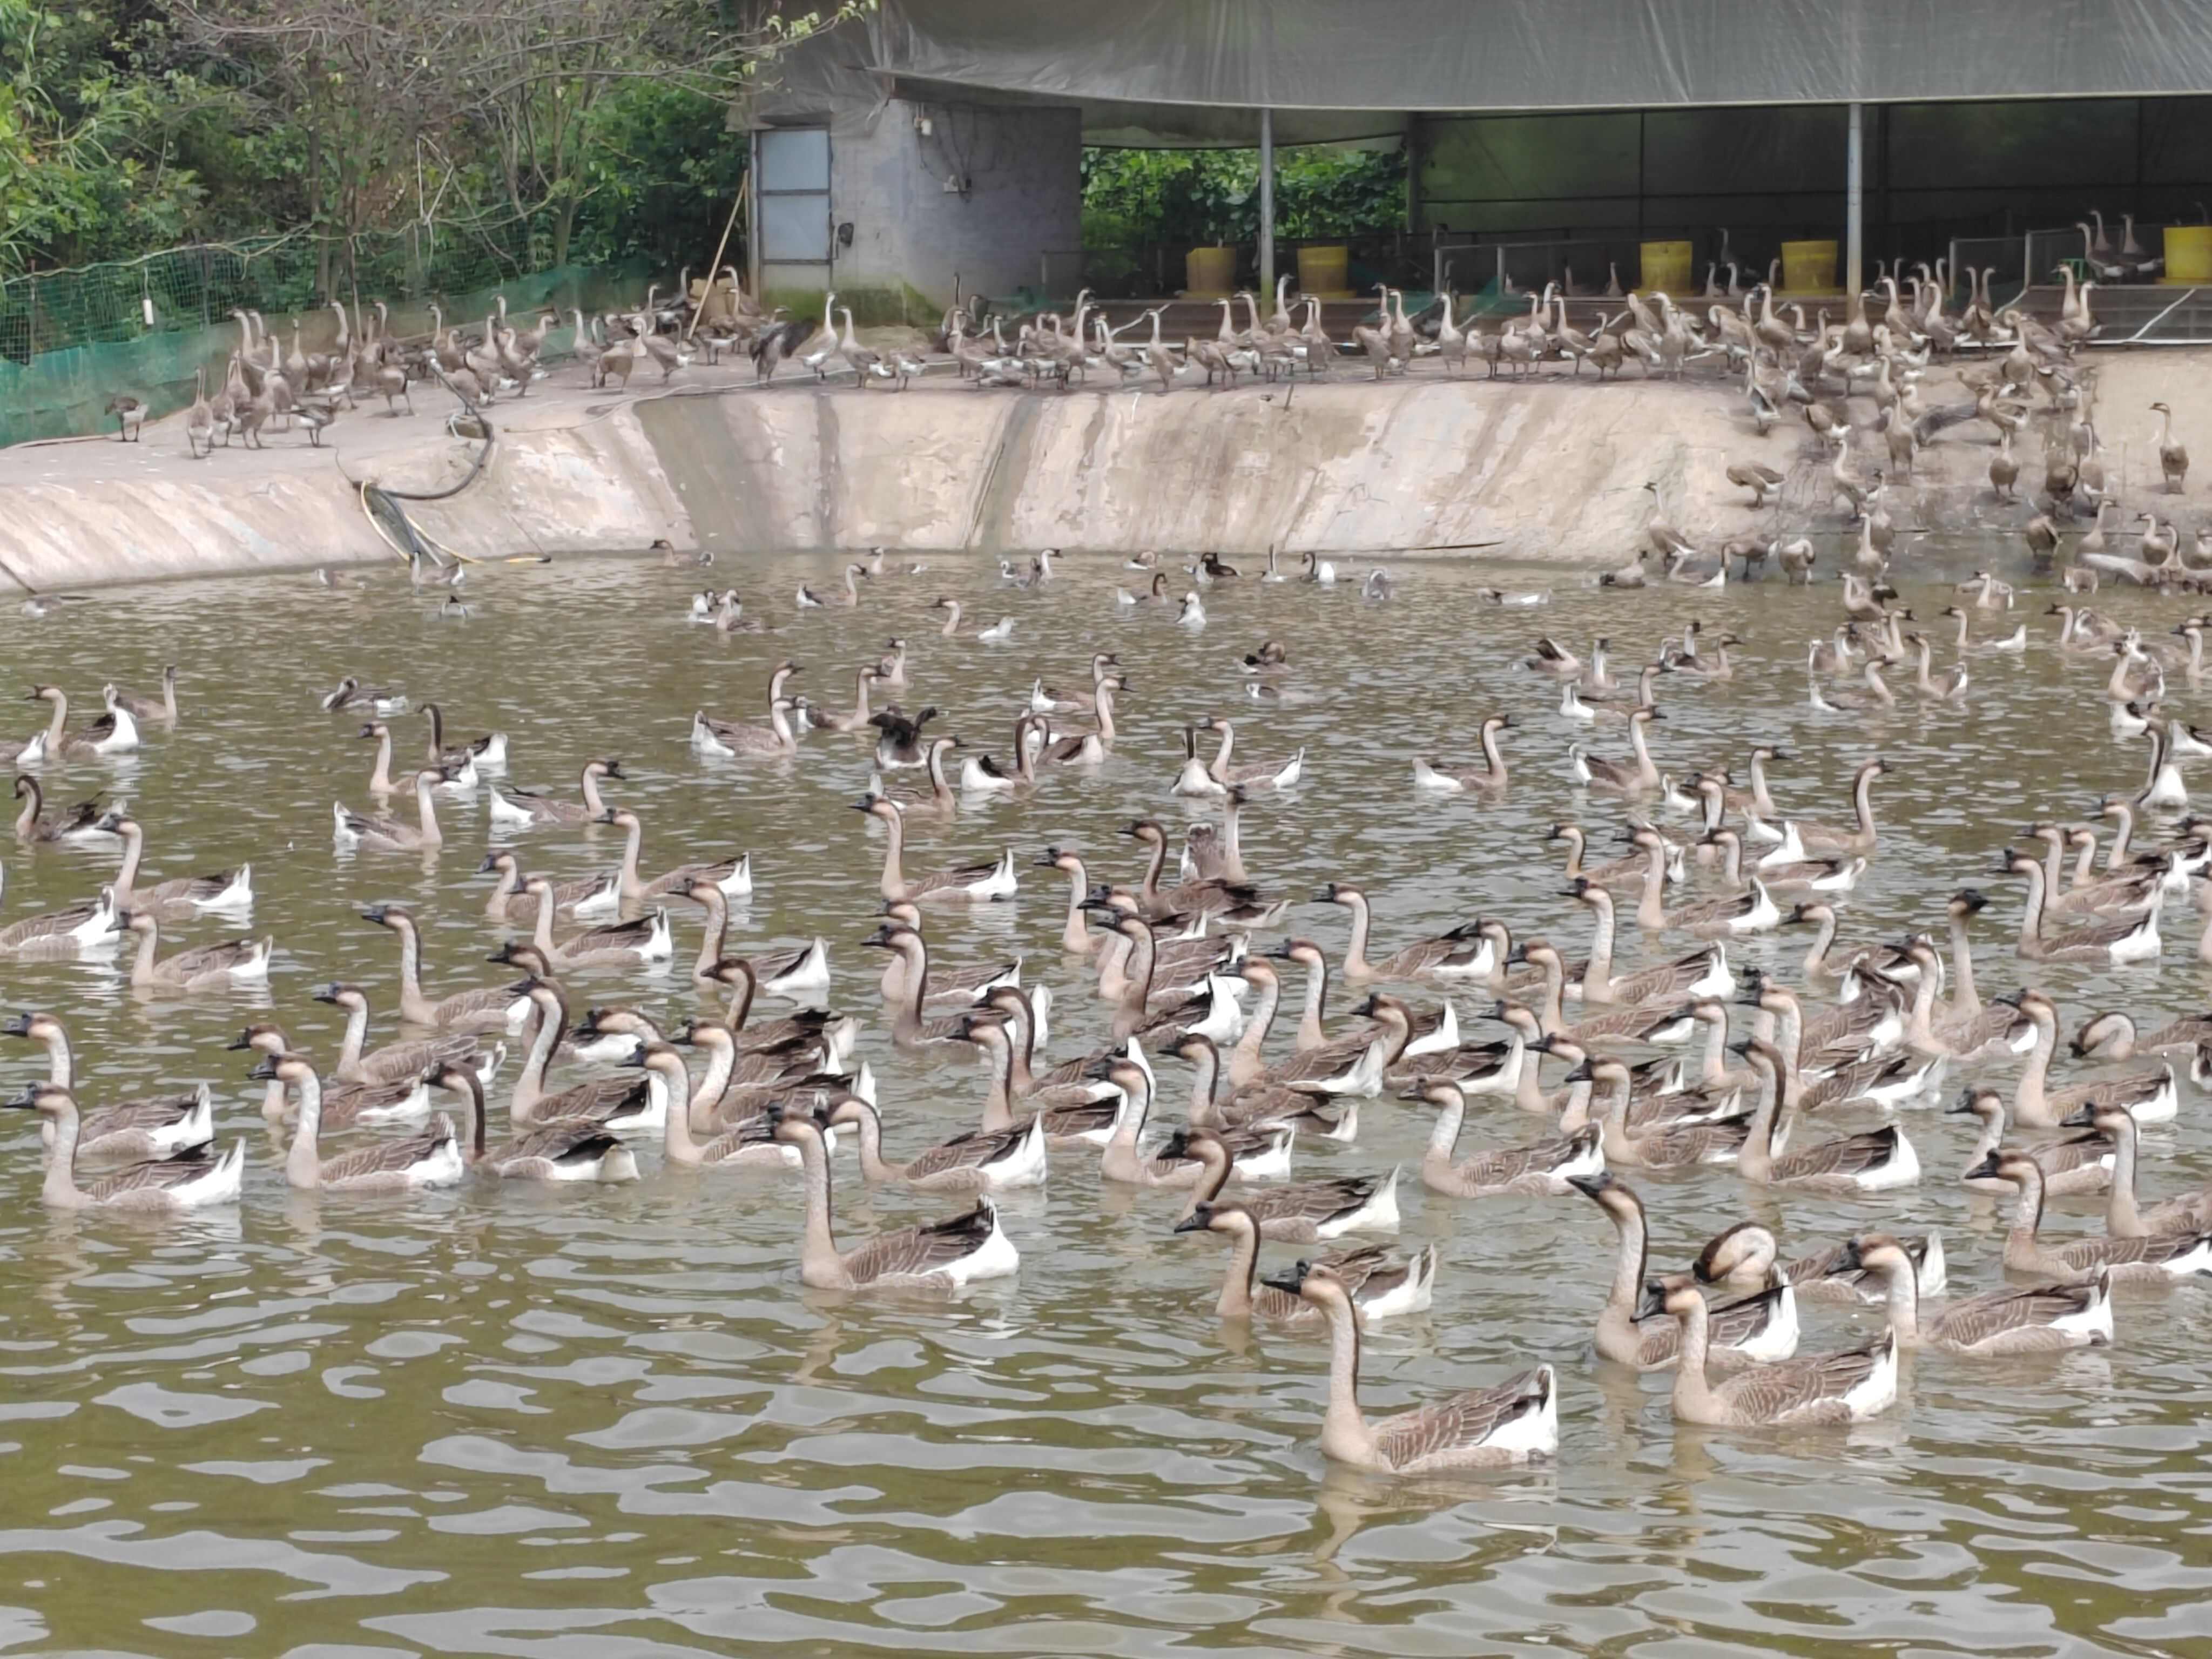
xmin=313 ymin=984 xmax=493 ymax=1088
xmin=516 ymin=879 xmax=671 ymax=968
xmin=868 ymin=704 xmax=940 ymax=769
xmin=1568 ymin=706 xmax=1663 ymax=794
xmin=2153 ymin=401 xmax=2188 ymax=492
xmin=1852 ymin=1233 xmax=2111 ymax=1355
xmin=14 ymin=685 xmax=138 ymax=761
xmin=708 ymin=934 xmax=833 ymax=1011
xmin=1124 ymin=819 xmax=1283 ymax=927
xmin=97 ymin=814 xmax=252 ymax=915
xmin=502 ymin=983 xmax=664 ymax=1131
xmin=772 ymin=1103 xmax=1018 ymax=1290
xmin=1033 ymin=679 xmax=1122 ymax=766
xmin=1301 ymin=551 xmax=1338 ymax=586
xmin=1406 ymin=1078 xmax=1603 ymax=1198
xmin=229 ymin=1021 xmax=434 ymax=1128
xmin=1176 ymin=1030 xmax=1358 ymax=1140
xmin=1566 ymin=1171 xmax=1799 ymax=1370
xmin=3 ymin=1084 xmax=242 ymax=1210
xmin=821 ymin=1092 xmax=1048 ymax=1193
xmin=488 ymin=758 xmax=622 ymax=828
xmin=320 ymin=676 xmax=408 ymax=715
xmin=1174 ymin=1202 xmax=1435 ymax=1323
xmin=869 ymin=734 xmax=961 ymax=815
xmin=0 ymin=884 xmax=123 ymax=957
xmin=1734 ymin=1039 xmax=1920 ymax=1192
xmin=362 ymin=904 xmax=531 ymax=1033
xmin=1 ymin=1010 xmax=212 ymax=1159
xmin=1525 ymin=636 xmax=1583 ymax=679
xmin=119 ymin=911 xmax=270 ymax=990
xmin=2001 ymin=854 xmax=2162 ymax=965
xmin=1965 ymin=1148 xmax=2212 ymax=1283
xmin=2072 ymin=1008 xmax=2212 ymax=1060
xmin=1573 ymin=1055 xmax=1751 ymax=1169
xmin=10 ymin=777 xmax=107 ymax=846
xmin=869 ymin=905 xmax=1019 ymax=1010
xmin=1263 ymin=1260 xmax=1556 ymax=1471
xmin=595 ymin=808 xmax=750 ymax=903
xmin=107 ymin=666 xmax=179 ymax=727
xmin=1161 ymin=1124 xmax=1393 ymax=1237
xmin=813 ymin=666 xmax=885 ymax=734
xmin=1690 ymin=1217 xmax=1947 ymax=1307
xmin=420 ymin=703 xmax=506 ymax=776
xmin=1641 ymin=1279 xmax=1897 ymax=1427
xmin=333 ymin=768 xmax=448 ymax=851
xmin=691 ymin=696 xmax=802 ymax=759
xmin=1322 ymin=883 xmax=1491 ymax=983
xmin=1411 ymin=715 xmax=1512 ymax=793
xmin=960 ymin=1014 xmax=1122 ymax=1144
xmin=2061 ymin=1101 xmax=2212 ymax=1237
xmin=251 ymin=1054 xmax=467 ymax=1191
xmin=477 ymin=851 xmax=618 ymax=925
xmin=855 ymin=797 xmax=1016 ymax=905
xmin=1550 ymin=822 xmax=1674 ymax=897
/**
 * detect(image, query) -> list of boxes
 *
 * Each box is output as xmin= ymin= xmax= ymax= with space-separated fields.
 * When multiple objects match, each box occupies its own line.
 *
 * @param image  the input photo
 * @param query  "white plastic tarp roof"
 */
xmin=767 ymin=0 xmax=2212 ymax=144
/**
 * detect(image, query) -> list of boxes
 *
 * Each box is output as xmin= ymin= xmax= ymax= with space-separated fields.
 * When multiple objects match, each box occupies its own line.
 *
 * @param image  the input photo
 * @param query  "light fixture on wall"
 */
xmin=838 ymin=222 xmax=855 ymax=248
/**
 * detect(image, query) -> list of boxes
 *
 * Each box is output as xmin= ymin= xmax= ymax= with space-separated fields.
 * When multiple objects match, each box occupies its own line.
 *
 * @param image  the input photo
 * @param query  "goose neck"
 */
xmin=113 ymin=823 xmax=144 ymax=899
xmin=39 ymin=1097 xmax=84 ymax=1208
xmin=336 ymin=1000 xmax=370 ymax=1073
xmin=1338 ymin=892 xmax=1373 ymax=977
xmin=511 ymin=999 xmax=561 ymax=1122
xmin=1667 ymin=1297 xmax=1719 ymax=1420
xmin=692 ymin=891 xmax=729 ymax=978
xmin=1215 ymin=1217 xmax=1260 ymax=1319
xmin=285 ymin=1068 xmax=325 ymax=1189
xmin=1295 ymin=956 xmax=1329 ymax=1050
xmin=2014 ymin=1008 xmax=2056 ymax=1122
xmin=1422 ymin=1089 xmax=1466 ymax=1166
xmin=617 ymin=816 xmax=645 ymax=897
xmin=1318 ymin=1294 xmax=1378 ymax=1465
xmin=791 ymin=1124 xmax=849 ymax=1287
xmin=689 ymin=1035 xmax=735 ymax=1124
xmin=2105 ymin=1111 xmax=2145 ymax=1234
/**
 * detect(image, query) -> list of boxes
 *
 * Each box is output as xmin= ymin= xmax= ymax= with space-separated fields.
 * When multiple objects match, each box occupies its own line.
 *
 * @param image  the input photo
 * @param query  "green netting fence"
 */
xmin=1 ymin=228 xmax=656 ymax=447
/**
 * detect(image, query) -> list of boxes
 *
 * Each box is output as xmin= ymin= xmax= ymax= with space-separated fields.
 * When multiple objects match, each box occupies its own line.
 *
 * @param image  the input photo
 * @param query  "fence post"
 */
xmin=26 ymin=275 xmax=37 ymax=358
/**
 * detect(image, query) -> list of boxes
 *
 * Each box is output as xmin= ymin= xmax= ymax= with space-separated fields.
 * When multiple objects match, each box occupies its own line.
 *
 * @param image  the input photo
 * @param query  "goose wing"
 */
xmin=1371 ymin=1368 xmax=1554 ymax=1468
xmin=430 ymin=981 xmax=529 ymax=1030
xmin=900 ymin=1124 xmax=1033 ymax=1181
xmin=1929 ymin=1281 xmax=2106 ymax=1349
xmin=1717 ymin=1337 xmax=1891 ymax=1421
xmin=144 ymin=869 xmax=247 ymax=906
xmin=840 ymin=1199 xmax=1001 ymax=1284
xmin=163 ymin=938 xmax=264 ymax=978
xmin=0 ymin=901 xmax=104 ymax=949
xmin=2050 ymin=1066 xmax=2171 ymax=1116
xmin=566 ymin=914 xmax=660 ymax=952
xmin=485 ymin=1116 xmax=626 ymax=1172
xmin=906 ymin=857 xmax=1006 ymax=896
xmin=1706 ymin=1283 xmax=1793 ymax=1348
xmin=1242 ymin=1171 xmax=1384 ymax=1229
xmin=2057 ymin=1228 xmax=2212 ymax=1274
xmin=316 ymin=1074 xmax=427 ymax=1128
xmin=1773 ymin=1123 xmax=1907 ymax=1183
xmin=317 ymin=1118 xmax=457 ymax=1184
xmin=84 ymin=1144 xmax=224 ymax=1202
xmin=360 ymin=1033 xmax=480 ymax=1084
xmin=537 ymin=1074 xmax=652 ymax=1124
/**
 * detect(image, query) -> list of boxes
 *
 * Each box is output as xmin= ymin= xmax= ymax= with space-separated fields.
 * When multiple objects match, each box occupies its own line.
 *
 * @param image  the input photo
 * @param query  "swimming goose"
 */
xmin=962 ymin=714 xmax=1041 ymax=795
xmin=10 ymin=777 xmax=107 ymax=846
xmin=2006 ymin=988 xmax=2176 ymax=1128
xmin=425 ymin=1061 xmax=630 ymax=1184
xmin=4 ymin=1084 xmax=241 ymax=1210
xmin=1966 ymin=1148 xmax=2212 ymax=1284
xmin=1 ymin=1010 xmax=211 ymax=1159
xmin=857 ymin=797 xmax=1016 ymax=905
xmin=1705 ymin=826 xmax=1860 ymax=899
xmin=1034 ymin=679 xmax=1123 ymax=767
xmin=1188 ymin=716 xmax=1301 ymax=792
xmin=107 ymin=666 xmax=179 ymax=727
xmin=320 ymin=676 xmax=408 ymax=715
xmin=1264 ymin=1260 xmax=1556 ymax=1471
xmin=120 ymin=911 xmax=270 ymax=990
xmin=1637 ymin=1278 xmax=1897 ymax=1426
xmin=1412 ymin=715 xmax=1513 ymax=793
xmin=1852 ymin=1233 xmax=2110 ymax=1355
xmin=1623 ymin=845 xmax=1781 ymax=939
xmin=707 ymin=933 xmax=833 ymax=1011
xmin=333 ymin=767 xmax=448 ymax=851
xmin=504 ymin=983 xmax=663 ymax=1131
xmin=1550 ymin=822 xmax=1674 ymax=897
xmin=1406 ymin=1078 xmax=1602 ymax=1197
xmin=515 ymin=880 xmax=672 ymax=968
xmin=421 ymin=702 xmax=507 ymax=774
xmin=1573 ymin=1055 xmax=1751 ymax=1169
xmin=821 ymin=1092 xmax=1048 ymax=1193
xmin=2061 ymin=1100 xmax=2212 ymax=1237
xmin=597 ymin=808 xmax=750 ymax=903
xmin=477 ymin=851 xmax=618 ymax=925
xmin=869 ymin=734 xmax=961 ymax=814
xmin=870 ymin=905 xmax=1019 ymax=1009
xmin=1174 ymin=1201 xmax=1435 ymax=1323
xmin=815 ymin=666 xmax=885 ymax=733
xmin=868 ymin=704 xmax=941 ymax=768
xmin=1690 ymin=1217 xmax=1947 ymax=1306
xmin=772 ymin=1104 xmax=1019 ymax=1290
xmin=1164 ymin=1125 xmax=1395 ymax=1237
xmin=692 ymin=696 xmax=802 ymax=759
xmin=1176 ymin=1031 xmax=1357 ymax=1139
xmin=875 ymin=637 xmax=910 ymax=686
xmin=1780 ymin=759 xmax=1888 ymax=857
xmin=1033 ymin=653 xmax=1122 ymax=714
xmin=362 ymin=905 xmax=530 ymax=1033
xmin=1124 ymin=820 xmax=1282 ymax=927
xmin=1566 ymin=1172 xmax=1799 ymax=1370
xmin=960 ymin=1015 xmax=1120 ymax=1144
xmin=14 ymin=685 xmax=138 ymax=761
xmin=2072 ymin=1008 xmax=2212 ymax=1060
xmin=251 ymin=1054 xmax=466 ymax=1191
xmin=314 ymin=983 xmax=493 ymax=1087
xmin=97 ymin=814 xmax=252 ymax=915
xmin=1735 ymin=1039 xmax=1920 ymax=1192
xmin=1094 ymin=1057 xmax=1291 ymax=1187
xmin=489 ymin=757 xmax=623 ymax=828
xmin=865 ymin=923 xmax=1003 ymax=1049
xmin=1568 ymin=706 xmax=1663 ymax=794
xmin=1323 ymin=883 xmax=1490 ymax=983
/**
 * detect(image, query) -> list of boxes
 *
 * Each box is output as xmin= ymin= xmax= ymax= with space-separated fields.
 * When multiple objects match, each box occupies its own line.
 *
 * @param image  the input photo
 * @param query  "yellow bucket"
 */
xmin=1640 ymin=241 xmax=1692 ymax=294
xmin=1297 ymin=245 xmax=1350 ymax=297
xmin=2164 ymin=225 xmax=2212 ymax=285
xmin=1782 ymin=239 xmax=1839 ymax=293
xmin=1184 ymin=246 xmax=1236 ymax=298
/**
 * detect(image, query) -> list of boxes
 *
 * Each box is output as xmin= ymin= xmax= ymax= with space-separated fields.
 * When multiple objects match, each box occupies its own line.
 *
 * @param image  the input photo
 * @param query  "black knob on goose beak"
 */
xmin=1156 ymin=1129 xmax=1192 ymax=1161
xmin=1961 ymin=1151 xmax=2003 ymax=1183
xmin=1633 ymin=1280 xmax=1670 ymax=1321
xmin=360 ymin=904 xmax=390 ymax=923
xmin=1836 ymin=1238 xmax=1864 ymax=1273
xmin=2059 ymin=1102 xmax=2098 ymax=1128
xmin=1561 ymin=1060 xmax=1593 ymax=1084
xmin=1564 ymin=1170 xmax=1611 ymax=1198
xmin=1258 ymin=1259 xmax=1314 ymax=1298
xmin=0 ymin=1012 xmax=32 ymax=1038
xmin=1171 ymin=1208 xmax=1212 ymax=1235
xmin=246 ymin=1055 xmax=280 ymax=1082
xmin=1944 ymin=1088 xmax=1981 ymax=1117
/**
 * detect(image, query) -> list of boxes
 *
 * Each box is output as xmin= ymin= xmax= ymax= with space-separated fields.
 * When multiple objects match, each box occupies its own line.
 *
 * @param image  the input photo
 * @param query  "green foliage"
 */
xmin=1081 ymin=145 xmax=1406 ymax=249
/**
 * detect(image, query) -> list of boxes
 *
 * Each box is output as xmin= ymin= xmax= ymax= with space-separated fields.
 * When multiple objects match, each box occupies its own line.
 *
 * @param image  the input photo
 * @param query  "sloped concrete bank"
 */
xmin=3 ymin=349 xmax=2207 ymax=591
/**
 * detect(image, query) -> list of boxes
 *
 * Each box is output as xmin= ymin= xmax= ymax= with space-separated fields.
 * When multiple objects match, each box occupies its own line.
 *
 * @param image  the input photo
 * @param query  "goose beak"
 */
xmin=2059 ymin=1103 xmax=2097 ymax=1128
xmin=1633 ymin=1281 xmax=1669 ymax=1321
xmin=1171 ymin=1211 xmax=1211 ymax=1235
xmin=1564 ymin=1171 xmax=1610 ymax=1198
xmin=1962 ymin=1151 xmax=2002 ymax=1183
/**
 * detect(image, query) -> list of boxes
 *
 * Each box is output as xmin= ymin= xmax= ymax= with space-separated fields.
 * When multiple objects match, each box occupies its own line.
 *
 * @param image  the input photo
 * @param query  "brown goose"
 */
xmin=599 ymin=808 xmax=749 ymax=903
xmin=1322 ymin=882 xmax=1492 ymax=983
xmin=1411 ymin=714 xmax=1513 ymax=794
xmin=1172 ymin=1201 xmax=1435 ymax=1321
xmin=505 ymin=983 xmax=660 ymax=1130
xmin=1637 ymin=1279 xmax=1898 ymax=1425
xmin=1691 ymin=1218 xmax=1946 ymax=1307
xmin=477 ymin=851 xmax=617 ymax=925
xmin=2063 ymin=1101 xmax=2212 ymax=1237
xmin=518 ymin=878 xmax=671 ymax=969
xmin=4 ymin=1084 xmax=241 ymax=1210
xmin=1262 ymin=1261 xmax=1556 ymax=1470
xmin=1568 ymin=706 xmax=1663 ymax=794
xmin=488 ymin=757 xmax=623 ymax=829
xmin=1 ymin=1010 xmax=208 ymax=1158
xmin=1948 ymin=1088 xmax=2111 ymax=1196
xmin=1406 ymin=1078 xmax=1603 ymax=1197
xmin=857 ymin=796 xmax=1016 ymax=905
xmin=1162 ymin=1125 xmax=1397 ymax=1239
xmin=11 ymin=777 xmax=105 ymax=846
xmin=1851 ymin=1233 xmax=2110 ymax=1354
xmin=363 ymin=904 xmax=527 ymax=1033
xmin=249 ymin=1054 xmax=465 ymax=1192
xmin=1735 ymin=1038 xmax=1920 ymax=1192
xmin=1967 ymin=1148 xmax=2212 ymax=1283
xmin=1176 ymin=1032 xmax=1356 ymax=1139
xmin=1574 ymin=1056 xmax=1752 ymax=1169
xmin=820 ymin=1093 xmax=1048 ymax=1193
xmin=314 ymin=984 xmax=488 ymax=1087
xmin=120 ymin=911 xmax=271 ymax=992
xmin=100 ymin=815 xmax=253 ymax=915
xmin=771 ymin=1104 xmax=1019 ymax=1290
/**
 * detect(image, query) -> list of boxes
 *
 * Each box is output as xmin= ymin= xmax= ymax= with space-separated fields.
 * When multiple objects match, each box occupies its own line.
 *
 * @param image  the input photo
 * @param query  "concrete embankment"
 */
xmin=1 ymin=349 xmax=2207 ymax=591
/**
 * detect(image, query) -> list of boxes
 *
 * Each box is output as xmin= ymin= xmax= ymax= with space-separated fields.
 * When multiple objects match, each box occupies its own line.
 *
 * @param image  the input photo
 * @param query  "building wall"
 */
xmin=821 ymin=98 xmax=1082 ymax=318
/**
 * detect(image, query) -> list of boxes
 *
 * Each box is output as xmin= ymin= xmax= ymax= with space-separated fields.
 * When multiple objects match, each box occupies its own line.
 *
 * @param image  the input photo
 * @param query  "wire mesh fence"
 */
xmin=1 ymin=229 xmax=653 ymax=446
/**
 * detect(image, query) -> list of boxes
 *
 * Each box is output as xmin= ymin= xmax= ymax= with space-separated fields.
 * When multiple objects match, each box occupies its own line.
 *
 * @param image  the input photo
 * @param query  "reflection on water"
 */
xmin=1 ymin=545 xmax=2208 ymax=1655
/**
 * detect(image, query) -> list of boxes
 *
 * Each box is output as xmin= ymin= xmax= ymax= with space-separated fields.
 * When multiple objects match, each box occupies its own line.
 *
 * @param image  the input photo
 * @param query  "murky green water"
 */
xmin=2 ymin=545 xmax=2208 ymax=1657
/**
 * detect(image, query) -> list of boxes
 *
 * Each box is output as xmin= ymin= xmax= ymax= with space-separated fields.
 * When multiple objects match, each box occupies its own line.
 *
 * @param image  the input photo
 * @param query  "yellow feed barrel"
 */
xmin=1640 ymin=241 xmax=1692 ymax=294
xmin=1184 ymin=246 xmax=1236 ymax=298
xmin=1297 ymin=245 xmax=1350 ymax=298
xmin=2163 ymin=225 xmax=2212 ymax=284
xmin=1782 ymin=240 xmax=1839 ymax=293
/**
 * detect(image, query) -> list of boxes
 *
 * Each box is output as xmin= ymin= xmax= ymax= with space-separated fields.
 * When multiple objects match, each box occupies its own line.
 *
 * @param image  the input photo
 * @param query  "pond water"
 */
xmin=0 ymin=544 xmax=2207 ymax=1657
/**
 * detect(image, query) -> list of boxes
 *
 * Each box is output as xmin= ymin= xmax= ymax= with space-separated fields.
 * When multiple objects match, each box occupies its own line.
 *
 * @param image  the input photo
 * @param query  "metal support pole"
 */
xmin=1846 ymin=100 xmax=1864 ymax=298
xmin=1258 ymin=107 xmax=1276 ymax=295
